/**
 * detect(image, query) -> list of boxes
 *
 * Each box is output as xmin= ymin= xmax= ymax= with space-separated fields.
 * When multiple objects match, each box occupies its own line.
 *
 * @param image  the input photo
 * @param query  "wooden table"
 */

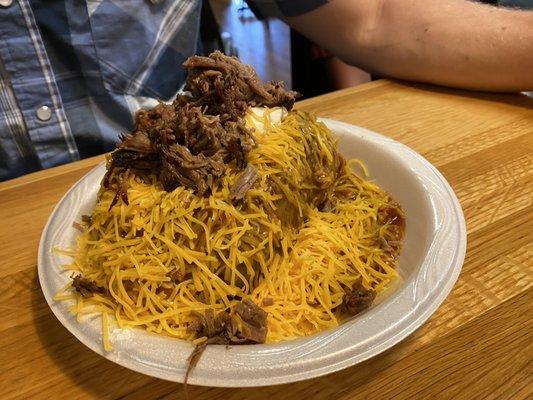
xmin=1 ymin=80 xmax=532 ymax=400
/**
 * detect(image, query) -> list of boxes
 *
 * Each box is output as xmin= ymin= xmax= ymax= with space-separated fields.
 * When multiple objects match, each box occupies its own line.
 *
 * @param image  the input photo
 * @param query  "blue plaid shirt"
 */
xmin=0 ymin=0 xmax=326 ymax=181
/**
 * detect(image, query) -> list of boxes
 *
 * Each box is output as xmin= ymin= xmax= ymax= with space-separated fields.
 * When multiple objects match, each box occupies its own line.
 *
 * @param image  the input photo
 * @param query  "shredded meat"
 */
xmin=168 ymin=267 xmax=188 ymax=284
xmin=234 ymin=299 xmax=268 ymax=343
xmin=103 ymin=51 xmax=298 ymax=206
xmin=118 ymin=131 xmax=154 ymax=153
xmin=229 ymin=164 xmax=259 ymax=201
xmin=183 ymin=299 xmax=268 ymax=387
xmin=72 ymin=221 xmax=85 ymax=232
xmin=318 ymin=198 xmax=333 ymax=212
xmin=72 ymin=274 xmax=105 ymax=297
xmin=184 ymin=341 xmax=207 ymax=397
xmin=73 ymin=214 xmax=93 ymax=231
xmin=109 ymin=149 xmax=160 ymax=171
xmin=381 ymin=204 xmax=405 ymax=233
xmin=341 ymin=279 xmax=376 ymax=316
xmin=183 ymin=51 xmax=299 ymax=119
xmin=108 ymin=170 xmax=130 ymax=210
xmin=189 ymin=309 xmax=234 ymax=343
xmin=376 ymin=204 xmax=405 ymax=255
xmin=122 ymin=280 xmax=134 ymax=292
xmin=378 ymin=236 xmax=394 ymax=252
xmin=262 ymin=297 xmax=274 ymax=306
xmin=189 ymin=299 xmax=268 ymax=345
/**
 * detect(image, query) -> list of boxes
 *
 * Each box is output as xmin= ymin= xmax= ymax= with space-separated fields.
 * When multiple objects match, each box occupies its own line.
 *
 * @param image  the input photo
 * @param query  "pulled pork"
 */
xmin=104 ymin=51 xmax=298 ymax=204
xmin=72 ymin=274 xmax=105 ymax=298
xmin=229 ymin=164 xmax=259 ymax=202
xmin=341 ymin=279 xmax=376 ymax=316
xmin=183 ymin=51 xmax=298 ymax=119
xmin=184 ymin=300 xmax=268 ymax=389
xmin=189 ymin=299 xmax=268 ymax=345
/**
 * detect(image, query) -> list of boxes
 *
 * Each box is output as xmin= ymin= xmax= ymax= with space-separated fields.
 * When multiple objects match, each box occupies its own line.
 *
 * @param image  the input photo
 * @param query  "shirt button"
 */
xmin=36 ymin=106 xmax=52 ymax=121
xmin=0 ymin=0 xmax=13 ymax=7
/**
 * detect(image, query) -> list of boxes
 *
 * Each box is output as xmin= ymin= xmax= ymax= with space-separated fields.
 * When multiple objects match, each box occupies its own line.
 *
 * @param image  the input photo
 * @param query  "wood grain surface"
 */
xmin=0 ymin=80 xmax=532 ymax=400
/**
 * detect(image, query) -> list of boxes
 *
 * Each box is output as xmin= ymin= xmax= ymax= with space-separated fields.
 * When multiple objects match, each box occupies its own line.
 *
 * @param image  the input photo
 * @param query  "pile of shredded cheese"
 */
xmin=57 ymin=110 xmax=403 ymax=348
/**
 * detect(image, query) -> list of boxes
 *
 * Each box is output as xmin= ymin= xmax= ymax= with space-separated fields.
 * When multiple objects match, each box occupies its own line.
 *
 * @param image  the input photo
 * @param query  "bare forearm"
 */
xmin=288 ymin=0 xmax=533 ymax=92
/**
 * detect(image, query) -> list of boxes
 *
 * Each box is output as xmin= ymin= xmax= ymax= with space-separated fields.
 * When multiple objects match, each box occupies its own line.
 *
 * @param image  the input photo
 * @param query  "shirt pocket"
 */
xmin=86 ymin=0 xmax=201 ymax=100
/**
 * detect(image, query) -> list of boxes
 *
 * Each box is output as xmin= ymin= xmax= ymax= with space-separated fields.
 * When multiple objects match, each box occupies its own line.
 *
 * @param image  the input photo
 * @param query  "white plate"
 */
xmin=38 ymin=119 xmax=466 ymax=387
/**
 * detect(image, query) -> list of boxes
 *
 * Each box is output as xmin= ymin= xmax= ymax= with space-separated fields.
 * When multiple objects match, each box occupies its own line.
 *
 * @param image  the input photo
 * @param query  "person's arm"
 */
xmin=286 ymin=0 xmax=533 ymax=92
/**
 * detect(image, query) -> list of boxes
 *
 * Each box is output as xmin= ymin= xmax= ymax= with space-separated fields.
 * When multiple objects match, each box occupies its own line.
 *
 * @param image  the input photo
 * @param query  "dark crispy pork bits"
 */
xmin=72 ymin=221 xmax=85 ymax=232
xmin=262 ymin=297 xmax=274 ymax=306
xmin=118 ymin=131 xmax=154 ymax=153
xmin=72 ymin=274 xmax=105 ymax=297
xmin=184 ymin=342 xmax=208 ymax=392
xmin=184 ymin=51 xmax=298 ymax=119
xmin=376 ymin=204 xmax=405 ymax=253
xmin=189 ymin=300 xmax=268 ymax=345
xmin=104 ymin=51 xmax=298 ymax=206
xmin=234 ymin=299 xmax=268 ymax=343
xmin=107 ymin=170 xmax=130 ymax=210
xmin=229 ymin=164 xmax=259 ymax=202
xmin=184 ymin=300 xmax=268 ymax=384
xmin=341 ymin=279 xmax=376 ymax=316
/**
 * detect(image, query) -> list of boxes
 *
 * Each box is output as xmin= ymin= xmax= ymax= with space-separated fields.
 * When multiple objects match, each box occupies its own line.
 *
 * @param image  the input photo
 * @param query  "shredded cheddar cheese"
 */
xmin=58 ymin=110 xmax=403 ymax=348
